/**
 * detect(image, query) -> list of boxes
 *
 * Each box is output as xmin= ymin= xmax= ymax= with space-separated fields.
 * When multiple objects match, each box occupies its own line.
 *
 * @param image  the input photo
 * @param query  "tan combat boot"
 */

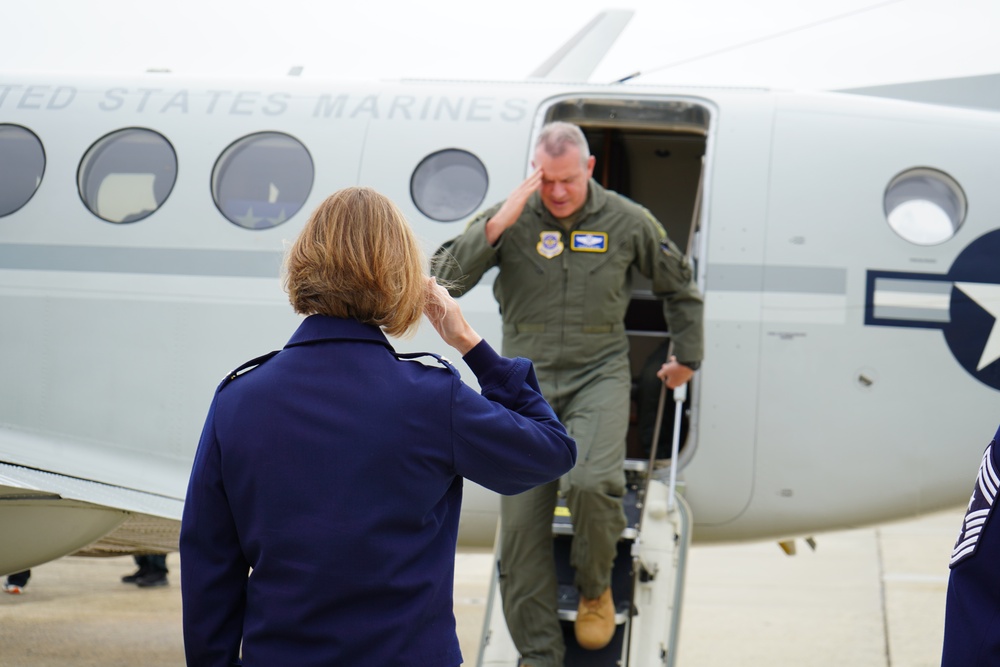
xmin=574 ymin=586 xmax=615 ymax=650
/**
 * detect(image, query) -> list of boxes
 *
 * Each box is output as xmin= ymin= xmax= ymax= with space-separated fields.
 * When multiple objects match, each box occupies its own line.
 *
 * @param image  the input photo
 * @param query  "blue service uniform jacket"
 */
xmin=180 ymin=315 xmax=576 ymax=667
xmin=942 ymin=423 xmax=1000 ymax=666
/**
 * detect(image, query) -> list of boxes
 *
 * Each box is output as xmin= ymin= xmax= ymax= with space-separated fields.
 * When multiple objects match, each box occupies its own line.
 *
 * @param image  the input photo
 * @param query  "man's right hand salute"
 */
xmin=485 ymin=168 xmax=543 ymax=245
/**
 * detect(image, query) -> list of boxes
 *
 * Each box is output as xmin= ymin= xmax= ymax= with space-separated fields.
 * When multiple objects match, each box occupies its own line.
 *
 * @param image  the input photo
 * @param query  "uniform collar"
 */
xmin=527 ymin=179 xmax=608 ymax=225
xmin=285 ymin=315 xmax=394 ymax=351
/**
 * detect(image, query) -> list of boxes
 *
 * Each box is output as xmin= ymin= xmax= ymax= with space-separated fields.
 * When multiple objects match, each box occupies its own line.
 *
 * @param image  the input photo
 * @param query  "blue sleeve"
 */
xmin=450 ymin=339 xmax=577 ymax=495
xmin=179 ymin=395 xmax=248 ymax=667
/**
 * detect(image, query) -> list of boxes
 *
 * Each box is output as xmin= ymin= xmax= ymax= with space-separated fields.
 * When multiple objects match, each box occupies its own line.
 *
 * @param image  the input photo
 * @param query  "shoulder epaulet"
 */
xmin=219 ymin=350 xmax=280 ymax=389
xmin=394 ymin=351 xmax=460 ymax=377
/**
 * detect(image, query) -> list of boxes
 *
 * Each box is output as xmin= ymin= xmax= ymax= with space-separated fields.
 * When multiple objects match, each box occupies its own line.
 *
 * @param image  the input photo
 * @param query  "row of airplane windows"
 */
xmin=0 ymin=124 xmax=489 ymax=229
xmin=0 ymin=123 xmax=968 ymax=246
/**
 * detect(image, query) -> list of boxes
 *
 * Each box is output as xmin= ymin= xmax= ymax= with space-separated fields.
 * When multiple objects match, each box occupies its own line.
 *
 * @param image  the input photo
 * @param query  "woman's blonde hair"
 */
xmin=284 ymin=187 xmax=426 ymax=338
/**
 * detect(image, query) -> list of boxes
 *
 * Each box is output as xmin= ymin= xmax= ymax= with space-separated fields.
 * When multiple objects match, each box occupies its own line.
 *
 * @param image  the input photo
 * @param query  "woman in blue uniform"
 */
xmin=179 ymin=187 xmax=577 ymax=667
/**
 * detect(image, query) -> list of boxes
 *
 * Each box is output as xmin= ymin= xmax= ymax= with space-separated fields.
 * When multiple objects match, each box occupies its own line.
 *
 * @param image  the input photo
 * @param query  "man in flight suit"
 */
xmin=432 ymin=121 xmax=704 ymax=667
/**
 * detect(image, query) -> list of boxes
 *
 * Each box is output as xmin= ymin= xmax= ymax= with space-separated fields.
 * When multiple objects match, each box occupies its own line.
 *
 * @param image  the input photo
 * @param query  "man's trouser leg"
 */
xmin=563 ymin=370 xmax=629 ymax=599
xmin=500 ymin=479 xmax=564 ymax=667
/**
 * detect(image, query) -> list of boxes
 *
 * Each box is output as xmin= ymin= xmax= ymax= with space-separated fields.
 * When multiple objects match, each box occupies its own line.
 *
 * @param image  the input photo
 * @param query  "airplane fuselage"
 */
xmin=1 ymin=72 xmax=998 ymax=572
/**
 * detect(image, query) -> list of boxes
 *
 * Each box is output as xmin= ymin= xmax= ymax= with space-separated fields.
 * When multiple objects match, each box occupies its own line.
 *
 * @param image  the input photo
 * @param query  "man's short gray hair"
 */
xmin=535 ymin=122 xmax=590 ymax=166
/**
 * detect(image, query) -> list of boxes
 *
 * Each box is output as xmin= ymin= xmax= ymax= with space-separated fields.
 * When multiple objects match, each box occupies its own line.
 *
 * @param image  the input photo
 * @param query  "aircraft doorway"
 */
xmin=542 ymin=98 xmax=710 ymax=465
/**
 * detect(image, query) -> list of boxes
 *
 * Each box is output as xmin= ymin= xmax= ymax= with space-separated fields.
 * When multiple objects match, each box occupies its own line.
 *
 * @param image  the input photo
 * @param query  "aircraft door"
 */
xmin=539 ymin=98 xmax=745 ymax=520
xmin=559 ymin=94 xmax=777 ymax=533
xmin=583 ymin=127 xmax=703 ymax=463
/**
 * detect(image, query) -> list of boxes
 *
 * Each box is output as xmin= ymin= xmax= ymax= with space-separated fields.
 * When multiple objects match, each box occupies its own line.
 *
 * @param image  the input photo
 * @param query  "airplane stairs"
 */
xmin=477 ymin=459 xmax=692 ymax=667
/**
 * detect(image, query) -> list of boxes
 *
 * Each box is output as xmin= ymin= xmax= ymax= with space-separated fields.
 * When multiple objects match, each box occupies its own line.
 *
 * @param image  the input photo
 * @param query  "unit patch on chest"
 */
xmin=537 ymin=231 xmax=564 ymax=258
xmin=570 ymin=231 xmax=608 ymax=252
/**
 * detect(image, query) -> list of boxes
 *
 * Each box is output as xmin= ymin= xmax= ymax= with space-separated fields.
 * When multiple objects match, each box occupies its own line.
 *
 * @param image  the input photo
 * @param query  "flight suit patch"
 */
xmin=571 ymin=231 xmax=608 ymax=252
xmin=537 ymin=231 xmax=564 ymax=258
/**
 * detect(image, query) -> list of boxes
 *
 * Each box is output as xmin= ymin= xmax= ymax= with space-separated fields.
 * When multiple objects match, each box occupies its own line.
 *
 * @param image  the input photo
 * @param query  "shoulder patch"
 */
xmin=394 ymin=351 xmax=460 ymax=377
xmin=537 ymin=231 xmax=564 ymax=258
xmin=641 ymin=208 xmax=667 ymax=239
xmin=220 ymin=350 xmax=280 ymax=389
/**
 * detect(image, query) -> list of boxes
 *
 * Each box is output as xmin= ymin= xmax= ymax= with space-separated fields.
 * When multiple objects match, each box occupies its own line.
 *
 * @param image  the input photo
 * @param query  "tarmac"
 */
xmin=0 ymin=506 xmax=962 ymax=666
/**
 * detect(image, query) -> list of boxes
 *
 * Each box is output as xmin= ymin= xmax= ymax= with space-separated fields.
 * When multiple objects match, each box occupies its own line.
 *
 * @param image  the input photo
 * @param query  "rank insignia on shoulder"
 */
xmin=395 ymin=351 xmax=459 ymax=377
xmin=950 ymin=441 xmax=999 ymax=567
xmin=537 ymin=231 xmax=564 ymax=259
xmin=221 ymin=350 xmax=280 ymax=389
xmin=660 ymin=241 xmax=672 ymax=256
xmin=571 ymin=231 xmax=608 ymax=252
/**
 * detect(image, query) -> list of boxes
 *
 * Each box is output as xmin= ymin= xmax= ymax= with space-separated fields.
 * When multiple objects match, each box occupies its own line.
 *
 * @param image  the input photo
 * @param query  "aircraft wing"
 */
xmin=0 ymin=426 xmax=184 ymax=575
xmin=839 ymin=72 xmax=1000 ymax=113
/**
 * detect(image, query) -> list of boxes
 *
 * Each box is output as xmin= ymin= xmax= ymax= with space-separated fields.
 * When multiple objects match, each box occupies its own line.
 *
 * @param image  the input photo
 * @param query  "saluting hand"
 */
xmin=485 ymin=168 xmax=543 ymax=245
xmin=424 ymin=277 xmax=483 ymax=356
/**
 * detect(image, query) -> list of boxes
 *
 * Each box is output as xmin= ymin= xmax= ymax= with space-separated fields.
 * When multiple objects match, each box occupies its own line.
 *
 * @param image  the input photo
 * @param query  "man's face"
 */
xmin=533 ymin=145 xmax=595 ymax=220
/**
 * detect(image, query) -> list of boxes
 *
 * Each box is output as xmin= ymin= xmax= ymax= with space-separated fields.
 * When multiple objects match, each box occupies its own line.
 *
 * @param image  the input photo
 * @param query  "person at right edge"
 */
xmin=431 ymin=121 xmax=704 ymax=667
xmin=941 ymin=423 xmax=1000 ymax=666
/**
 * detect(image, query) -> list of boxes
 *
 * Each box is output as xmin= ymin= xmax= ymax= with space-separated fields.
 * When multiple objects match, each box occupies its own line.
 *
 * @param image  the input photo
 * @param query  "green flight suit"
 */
xmin=432 ymin=180 xmax=703 ymax=667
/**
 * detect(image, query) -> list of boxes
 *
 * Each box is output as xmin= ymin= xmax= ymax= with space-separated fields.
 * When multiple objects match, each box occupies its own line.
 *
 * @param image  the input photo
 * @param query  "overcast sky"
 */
xmin=2 ymin=0 xmax=997 ymax=90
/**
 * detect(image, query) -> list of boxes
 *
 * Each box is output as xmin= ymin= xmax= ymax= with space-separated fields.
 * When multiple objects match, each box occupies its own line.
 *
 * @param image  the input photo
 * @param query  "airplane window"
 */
xmin=411 ymin=149 xmax=488 ymax=222
xmin=212 ymin=132 xmax=313 ymax=230
xmin=78 ymin=128 xmax=177 ymax=224
xmin=0 ymin=124 xmax=45 ymax=217
xmin=884 ymin=168 xmax=966 ymax=245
